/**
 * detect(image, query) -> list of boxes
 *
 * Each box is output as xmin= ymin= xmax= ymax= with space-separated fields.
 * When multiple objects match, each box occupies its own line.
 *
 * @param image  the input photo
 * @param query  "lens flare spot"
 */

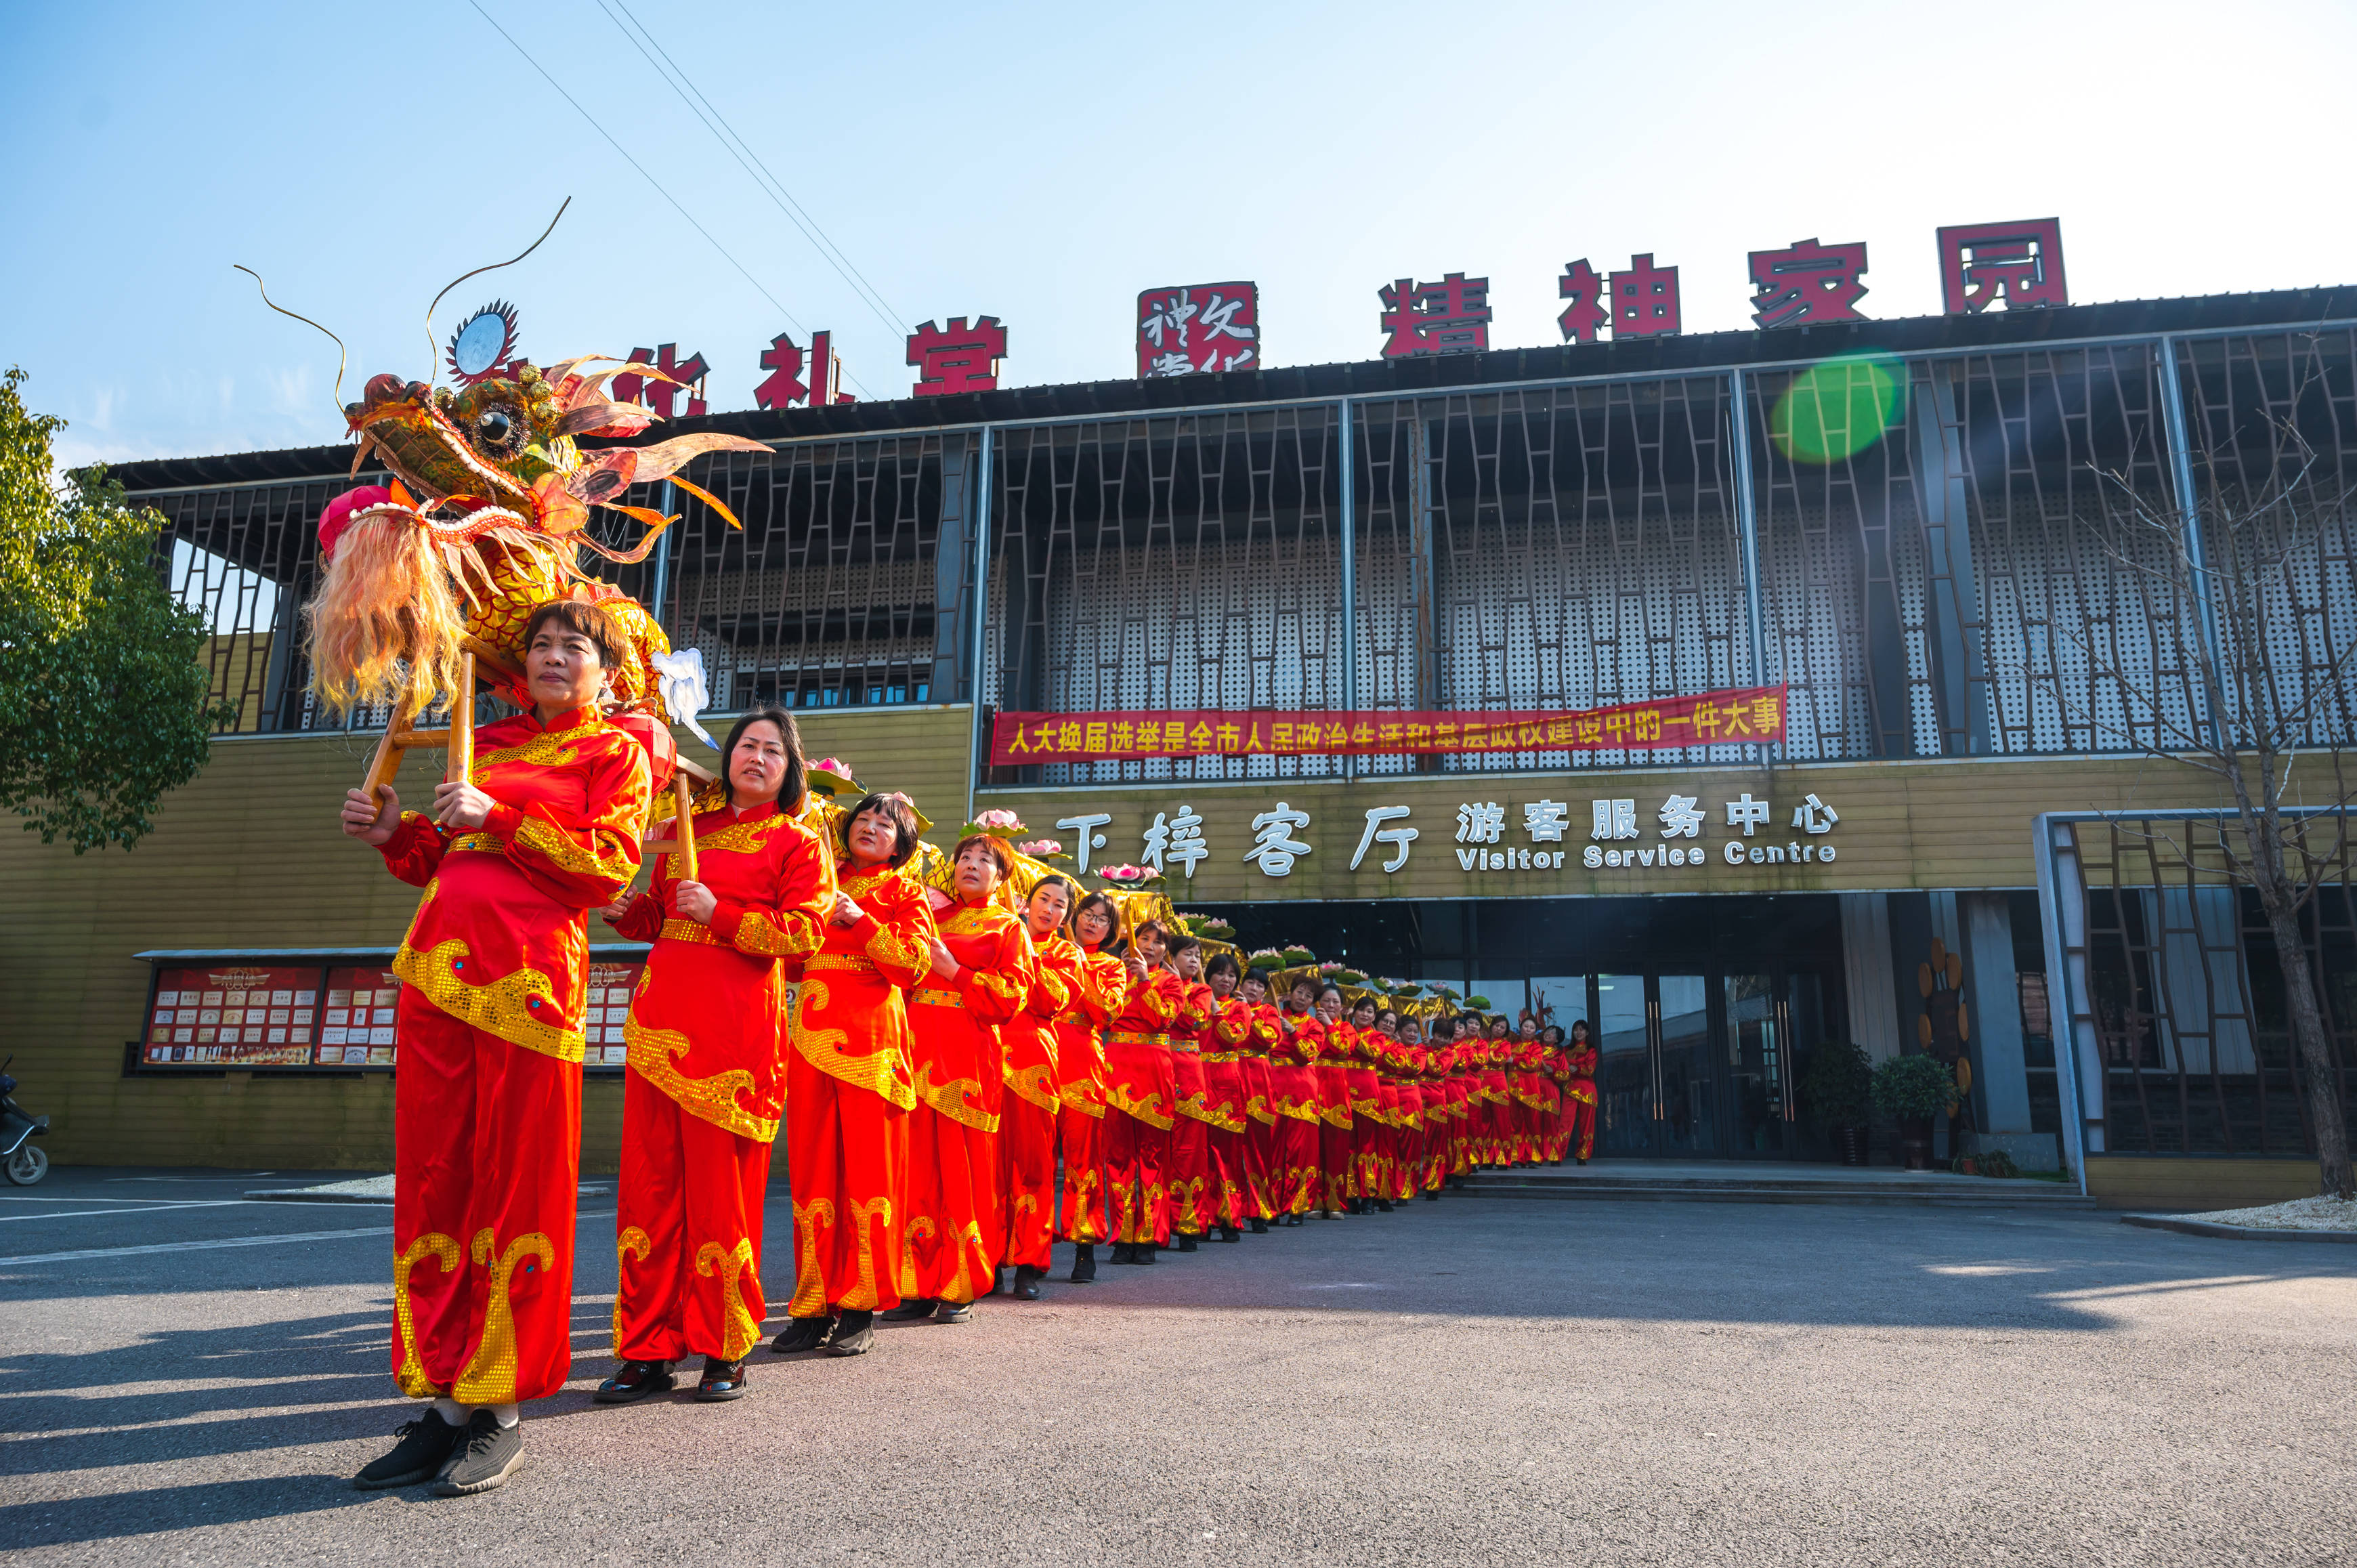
xmin=1769 ymin=352 xmax=1905 ymax=465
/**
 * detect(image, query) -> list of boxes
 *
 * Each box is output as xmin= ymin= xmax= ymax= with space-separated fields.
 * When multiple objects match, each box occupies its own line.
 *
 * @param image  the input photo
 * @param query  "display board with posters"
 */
xmin=135 ymin=948 xmax=652 ymax=1074
xmin=144 ymin=965 xmax=323 ymax=1068
xmin=318 ymin=967 xmax=404 ymax=1067
xmin=582 ymin=961 xmax=645 ymax=1068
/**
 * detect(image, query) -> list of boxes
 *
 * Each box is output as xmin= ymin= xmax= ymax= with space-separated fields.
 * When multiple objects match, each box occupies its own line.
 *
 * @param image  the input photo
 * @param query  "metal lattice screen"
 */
xmin=987 ymin=408 xmax=1346 ymax=784
xmin=2067 ymin=815 xmax=2356 ymax=1156
xmin=1355 ymin=380 xmax=1757 ymax=774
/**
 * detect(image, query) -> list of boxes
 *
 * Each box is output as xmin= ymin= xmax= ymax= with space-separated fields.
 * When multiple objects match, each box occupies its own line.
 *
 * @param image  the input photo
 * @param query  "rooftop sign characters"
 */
xmin=719 ymin=217 xmax=2067 ymax=405
xmin=988 ymin=684 xmax=1787 ymax=767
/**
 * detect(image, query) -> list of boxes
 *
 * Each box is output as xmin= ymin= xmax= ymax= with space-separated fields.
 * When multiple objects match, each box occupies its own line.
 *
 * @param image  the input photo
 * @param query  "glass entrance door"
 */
xmin=1594 ymin=974 xmax=1653 ymax=1156
xmin=1724 ymin=973 xmax=1791 ymax=1156
xmin=1655 ymin=975 xmax=1715 ymax=1156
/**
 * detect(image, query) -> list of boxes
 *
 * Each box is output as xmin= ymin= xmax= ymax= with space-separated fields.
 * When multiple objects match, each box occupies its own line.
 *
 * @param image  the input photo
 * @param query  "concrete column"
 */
xmin=1959 ymin=892 xmax=2031 ymax=1134
xmin=1839 ymin=892 xmax=1901 ymax=1060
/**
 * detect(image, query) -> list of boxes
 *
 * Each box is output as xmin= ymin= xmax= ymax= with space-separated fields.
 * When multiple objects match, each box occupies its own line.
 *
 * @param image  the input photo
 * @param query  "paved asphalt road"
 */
xmin=1 ymin=1168 xmax=2352 ymax=1566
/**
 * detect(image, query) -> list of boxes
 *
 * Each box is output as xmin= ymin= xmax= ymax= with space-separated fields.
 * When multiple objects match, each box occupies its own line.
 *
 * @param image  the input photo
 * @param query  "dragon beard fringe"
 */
xmin=305 ymin=511 xmax=471 ymax=723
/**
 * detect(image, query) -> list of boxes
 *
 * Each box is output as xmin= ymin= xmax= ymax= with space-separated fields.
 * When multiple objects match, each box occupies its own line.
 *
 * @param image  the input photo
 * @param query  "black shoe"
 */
xmin=769 ymin=1317 xmax=832 ymax=1356
xmin=934 ymin=1300 xmax=974 ymax=1323
xmin=880 ymin=1298 xmax=937 ymax=1321
xmin=1011 ymin=1265 xmax=1044 ymax=1300
xmin=593 ymin=1359 xmax=677 ymax=1403
xmin=1577 ymin=1156 xmax=1588 ymax=1166
xmin=1219 ymin=1225 xmax=1242 ymax=1242
xmin=1069 ymin=1244 xmax=1099 ymax=1283
xmin=431 ymin=1410 xmax=524 ymax=1496
xmin=353 ymin=1410 xmax=466 ymax=1489
xmin=1136 ymin=1246 xmax=1158 ymax=1265
xmin=1248 ymin=1217 xmax=1269 ymax=1233
xmin=825 ymin=1309 xmax=875 ymax=1356
xmin=1176 ymin=1234 xmax=1199 ymax=1252
xmin=1376 ymin=1200 xmax=1395 ymax=1212
xmin=1107 ymin=1242 xmax=1134 ymax=1265
xmin=695 ymin=1356 xmax=749 ymax=1402
xmin=1424 ymin=1190 xmax=1441 ymax=1202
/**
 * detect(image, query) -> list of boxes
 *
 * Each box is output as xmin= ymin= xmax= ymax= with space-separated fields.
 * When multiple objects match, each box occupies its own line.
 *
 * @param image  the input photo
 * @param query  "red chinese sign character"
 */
xmin=612 ymin=343 xmax=709 ymax=419
xmin=1556 ymin=259 xmax=1607 ymax=344
xmin=1747 ymin=238 xmax=1869 ymax=329
xmin=1609 ymin=254 xmax=1681 ymax=337
xmin=1378 ymin=273 xmax=1491 ymax=357
xmin=907 ymin=316 xmax=1007 ymax=398
xmin=806 ymin=331 xmax=853 ymax=406
xmin=1936 ymin=218 xmax=2068 ymax=314
xmin=753 ymin=333 xmax=805 ymax=410
xmin=1137 ymin=283 xmax=1260 ymax=378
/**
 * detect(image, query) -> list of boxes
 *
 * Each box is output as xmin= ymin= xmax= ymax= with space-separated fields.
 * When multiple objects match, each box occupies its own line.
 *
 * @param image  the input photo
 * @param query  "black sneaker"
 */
xmin=880 ymin=1297 xmax=937 ymax=1321
xmin=1176 ymin=1233 xmax=1199 ymax=1252
xmin=769 ymin=1317 xmax=832 ymax=1355
xmin=593 ymin=1359 xmax=677 ymax=1404
xmin=694 ymin=1357 xmax=748 ymax=1402
xmin=1069 ymin=1244 xmax=1099 ymax=1283
xmin=431 ymin=1410 xmax=524 ymax=1496
xmin=825 ymin=1309 xmax=875 ymax=1355
xmin=1135 ymin=1245 xmax=1158 ymax=1265
xmin=933 ymin=1300 xmax=974 ymax=1323
xmin=352 ymin=1410 xmax=465 ymax=1490
xmin=1248 ymin=1218 xmax=1269 ymax=1233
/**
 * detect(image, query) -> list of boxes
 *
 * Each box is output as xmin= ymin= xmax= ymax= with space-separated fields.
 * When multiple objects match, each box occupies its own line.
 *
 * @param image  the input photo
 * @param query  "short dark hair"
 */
xmin=524 ymin=599 xmax=624 ymax=671
xmin=1133 ymin=918 xmax=1170 ymax=947
xmin=951 ymin=833 xmax=1017 ymax=881
xmin=1027 ymin=874 xmax=1077 ymax=914
xmin=1205 ymin=952 xmax=1240 ymax=982
xmin=718 ymin=707 xmax=805 ymax=809
xmin=1315 ymin=983 xmax=1344 ymax=1007
xmin=845 ymin=791 xmax=921 ymax=868
xmin=1376 ymin=1009 xmax=1399 ymax=1029
xmin=1540 ymin=1024 xmax=1564 ymax=1046
xmin=1071 ymin=891 xmax=1126 ymax=954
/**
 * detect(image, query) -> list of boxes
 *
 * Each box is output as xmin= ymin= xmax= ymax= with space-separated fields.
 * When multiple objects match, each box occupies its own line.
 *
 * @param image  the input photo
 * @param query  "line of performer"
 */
xmin=341 ymin=613 xmax=1598 ymax=1493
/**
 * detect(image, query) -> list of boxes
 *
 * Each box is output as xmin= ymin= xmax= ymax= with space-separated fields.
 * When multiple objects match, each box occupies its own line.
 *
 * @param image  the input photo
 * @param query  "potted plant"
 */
xmin=1871 ymin=1053 xmax=1957 ymax=1171
xmin=1799 ymin=1040 xmax=1873 ymax=1166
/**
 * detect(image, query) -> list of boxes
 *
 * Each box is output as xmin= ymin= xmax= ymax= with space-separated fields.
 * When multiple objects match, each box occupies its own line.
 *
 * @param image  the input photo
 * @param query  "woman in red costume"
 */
xmin=889 ymin=834 xmax=1034 ymax=1321
xmin=1195 ymin=951 xmax=1252 ymax=1244
xmin=1267 ymin=973 xmax=1325 ymax=1225
xmin=1374 ymin=1009 xmax=1419 ymax=1205
xmin=1342 ymin=996 xmax=1391 ymax=1212
xmin=1055 ymin=893 xmax=1126 ymax=1281
xmin=1537 ymin=1023 xmax=1569 ymax=1162
xmin=1564 ymin=1018 xmax=1599 ymax=1165
xmin=1481 ymin=1017 xmax=1516 ymax=1167
xmin=597 ymin=708 xmax=832 ymax=1405
xmin=1512 ymin=1015 xmax=1548 ymax=1167
xmin=1104 ymin=918 xmax=1185 ymax=1263
xmin=1231 ymin=966 xmax=1283 ymax=1233
xmin=343 ymin=600 xmax=650 ymax=1496
xmin=769 ymin=791 xmax=935 ymax=1360
xmin=1164 ymin=935 xmax=1220 ymax=1250
xmin=1000 ymin=874 xmax=1078 ymax=1299
xmin=1305 ymin=981 xmax=1355 ymax=1218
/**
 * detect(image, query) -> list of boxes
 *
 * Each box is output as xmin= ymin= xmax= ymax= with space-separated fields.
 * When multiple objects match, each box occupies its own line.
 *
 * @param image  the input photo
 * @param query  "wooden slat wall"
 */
xmin=2085 ymin=1156 xmax=2323 ymax=1211
xmin=1 ymin=704 xmax=975 ymax=1172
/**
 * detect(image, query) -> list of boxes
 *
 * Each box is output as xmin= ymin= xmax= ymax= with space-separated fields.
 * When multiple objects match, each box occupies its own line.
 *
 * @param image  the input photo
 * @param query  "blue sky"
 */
xmin=7 ymin=0 xmax=2355 ymax=468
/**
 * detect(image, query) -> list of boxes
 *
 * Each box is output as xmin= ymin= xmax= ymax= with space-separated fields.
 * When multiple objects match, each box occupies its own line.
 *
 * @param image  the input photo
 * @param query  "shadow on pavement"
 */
xmin=0 ymin=1475 xmax=377 ymax=1546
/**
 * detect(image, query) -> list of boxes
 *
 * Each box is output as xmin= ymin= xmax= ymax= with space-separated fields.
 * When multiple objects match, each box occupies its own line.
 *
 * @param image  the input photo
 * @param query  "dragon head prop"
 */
xmin=306 ymin=351 xmax=768 ymax=724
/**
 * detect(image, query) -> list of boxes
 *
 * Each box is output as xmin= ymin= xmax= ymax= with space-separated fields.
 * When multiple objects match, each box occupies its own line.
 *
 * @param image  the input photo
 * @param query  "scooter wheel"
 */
xmin=5 ymin=1145 xmax=47 ymax=1185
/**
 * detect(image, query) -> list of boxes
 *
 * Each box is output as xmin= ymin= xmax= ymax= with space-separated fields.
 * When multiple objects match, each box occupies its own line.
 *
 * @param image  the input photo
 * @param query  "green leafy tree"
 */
xmin=0 ymin=367 xmax=232 ymax=852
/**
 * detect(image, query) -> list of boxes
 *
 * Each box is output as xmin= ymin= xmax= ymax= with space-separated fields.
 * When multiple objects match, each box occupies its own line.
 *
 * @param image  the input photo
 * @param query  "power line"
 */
xmin=465 ymin=0 xmax=875 ymax=400
xmin=596 ymin=0 xmax=912 ymax=342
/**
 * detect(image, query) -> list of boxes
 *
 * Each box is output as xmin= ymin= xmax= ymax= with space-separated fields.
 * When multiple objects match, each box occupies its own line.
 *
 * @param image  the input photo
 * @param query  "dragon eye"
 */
xmin=476 ymin=410 xmax=512 ymax=445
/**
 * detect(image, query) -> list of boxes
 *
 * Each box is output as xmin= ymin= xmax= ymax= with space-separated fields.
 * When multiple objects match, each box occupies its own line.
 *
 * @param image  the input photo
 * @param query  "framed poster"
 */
xmin=583 ymin=961 xmax=645 ymax=1069
xmin=320 ymin=967 xmax=404 ymax=1067
xmin=144 ymin=965 xmax=323 ymax=1068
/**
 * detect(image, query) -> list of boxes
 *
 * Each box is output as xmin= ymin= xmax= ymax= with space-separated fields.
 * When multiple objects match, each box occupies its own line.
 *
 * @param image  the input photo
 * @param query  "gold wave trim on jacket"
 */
xmin=623 ymin=1013 xmax=780 ymax=1143
xmin=1005 ymin=1060 xmax=1061 ymax=1114
xmin=913 ymin=1060 xmax=998 ymax=1132
xmin=686 ymin=811 xmax=794 ymax=857
xmin=1174 ymin=1090 xmax=1247 ymax=1134
xmin=790 ymin=977 xmax=917 ymax=1110
xmin=1105 ymin=1081 xmax=1174 ymax=1130
xmin=394 ymin=935 xmax=584 ymax=1063
xmin=511 ymin=813 xmax=637 ymax=884
xmin=472 ymin=719 xmax=610 ymax=772
xmin=1057 ymin=1077 xmax=1107 ymax=1118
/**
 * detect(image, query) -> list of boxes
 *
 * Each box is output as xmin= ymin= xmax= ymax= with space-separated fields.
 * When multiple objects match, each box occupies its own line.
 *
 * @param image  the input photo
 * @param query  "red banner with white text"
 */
xmin=990 ymin=685 xmax=1786 ymax=767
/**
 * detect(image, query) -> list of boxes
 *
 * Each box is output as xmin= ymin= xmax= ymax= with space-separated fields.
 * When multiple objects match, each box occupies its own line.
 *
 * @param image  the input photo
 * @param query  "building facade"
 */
xmin=12 ymin=289 xmax=2354 ymax=1206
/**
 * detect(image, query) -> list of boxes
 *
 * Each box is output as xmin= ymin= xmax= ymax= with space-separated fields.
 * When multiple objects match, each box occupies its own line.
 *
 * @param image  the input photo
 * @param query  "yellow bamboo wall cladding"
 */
xmin=975 ymin=753 xmax=2326 ymax=904
xmin=0 ymin=704 xmax=975 ymax=1172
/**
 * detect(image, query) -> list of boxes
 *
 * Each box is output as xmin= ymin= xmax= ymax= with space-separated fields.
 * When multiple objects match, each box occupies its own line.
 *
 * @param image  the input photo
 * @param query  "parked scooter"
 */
xmin=1 ymin=1057 xmax=49 ymax=1185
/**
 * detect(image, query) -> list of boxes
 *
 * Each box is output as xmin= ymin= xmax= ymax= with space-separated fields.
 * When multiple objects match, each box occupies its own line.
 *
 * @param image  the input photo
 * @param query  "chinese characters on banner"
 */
xmin=988 ymin=685 xmax=1787 ymax=766
xmin=612 ymin=343 xmax=709 ymax=419
xmin=1936 ymin=218 xmax=2068 ymax=314
xmin=1138 ymin=284 xmax=1260 ymax=377
xmin=908 ymin=316 xmax=1008 ymax=397
xmin=1076 ymin=786 xmax=1843 ymax=882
